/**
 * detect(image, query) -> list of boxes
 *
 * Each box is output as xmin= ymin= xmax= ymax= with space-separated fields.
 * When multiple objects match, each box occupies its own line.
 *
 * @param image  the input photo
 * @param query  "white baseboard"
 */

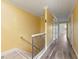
xmin=47 ymin=39 xmax=55 ymax=49
xmin=1 ymin=48 xmax=32 ymax=59
xmin=2 ymin=48 xmax=18 ymax=55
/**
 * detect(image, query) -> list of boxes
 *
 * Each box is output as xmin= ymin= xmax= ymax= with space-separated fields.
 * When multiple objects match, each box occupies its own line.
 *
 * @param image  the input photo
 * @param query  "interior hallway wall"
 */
xmin=1 ymin=1 xmax=41 ymax=52
xmin=40 ymin=17 xmax=45 ymax=32
xmin=73 ymin=0 xmax=78 ymax=54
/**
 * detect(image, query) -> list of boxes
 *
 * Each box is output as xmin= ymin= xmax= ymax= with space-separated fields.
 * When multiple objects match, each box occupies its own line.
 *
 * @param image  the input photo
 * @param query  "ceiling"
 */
xmin=9 ymin=0 xmax=75 ymax=22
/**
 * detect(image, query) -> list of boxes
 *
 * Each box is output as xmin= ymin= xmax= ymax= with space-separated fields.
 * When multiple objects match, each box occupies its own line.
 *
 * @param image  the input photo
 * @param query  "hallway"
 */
xmin=40 ymin=33 xmax=77 ymax=59
xmin=1 ymin=0 xmax=78 ymax=59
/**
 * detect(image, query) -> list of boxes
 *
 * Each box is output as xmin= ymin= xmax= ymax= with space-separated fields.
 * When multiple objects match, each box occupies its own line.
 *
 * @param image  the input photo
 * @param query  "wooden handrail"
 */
xmin=20 ymin=36 xmax=40 ymax=51
xmin=20 ymin=36 xmax=32 ymax=45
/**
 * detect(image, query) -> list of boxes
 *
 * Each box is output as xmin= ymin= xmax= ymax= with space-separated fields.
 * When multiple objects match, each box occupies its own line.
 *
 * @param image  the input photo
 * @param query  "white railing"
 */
xmin=32 ymin=33 xmax=45 ymax=58
xmin=32 ymin=33 xmax=45 ymax=37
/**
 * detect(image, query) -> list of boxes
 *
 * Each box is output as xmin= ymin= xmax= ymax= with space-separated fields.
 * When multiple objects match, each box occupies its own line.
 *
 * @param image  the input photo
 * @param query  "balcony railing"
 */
xmin=32 ymin=33 xmax=45 ymax=58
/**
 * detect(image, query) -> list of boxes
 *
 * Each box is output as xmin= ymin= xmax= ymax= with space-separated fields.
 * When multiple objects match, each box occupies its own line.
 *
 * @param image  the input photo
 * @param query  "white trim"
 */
xmin=32 ymin=33 xmax=45 ymax=37
xmin=47 ymin=39 xmax=55 ymax=49
xmin=45 ymin=22 xmax=47 ymax=49
xmin=33 ymin=48 xmax=46 ymax=59
xmin=1 ymin=48 xmax=18 ymax=55
xmin=1 ymin=48 xmax=32 ymax=59
xmin=34 ymin=39 xmax=54 ymax=59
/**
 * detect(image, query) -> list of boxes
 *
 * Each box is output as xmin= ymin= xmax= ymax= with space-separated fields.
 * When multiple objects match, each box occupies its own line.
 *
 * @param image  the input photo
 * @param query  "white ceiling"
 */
xmin=9 ymin=0 xmax=75 ymax=22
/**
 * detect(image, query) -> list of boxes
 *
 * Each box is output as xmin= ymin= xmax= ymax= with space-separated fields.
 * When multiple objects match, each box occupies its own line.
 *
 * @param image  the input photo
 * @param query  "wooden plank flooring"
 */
xmin=40 ymin=34 xmax=77 ymax=59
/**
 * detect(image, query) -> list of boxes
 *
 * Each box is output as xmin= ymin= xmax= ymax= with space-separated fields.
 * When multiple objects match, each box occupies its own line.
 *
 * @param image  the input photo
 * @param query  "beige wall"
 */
xmin=73 ymin=0 xmax=78 ymax=54
xmin=40 ymin=17 xmax=45 ymax=32
xmin=1 ymin=1 xmax=41 ymax=52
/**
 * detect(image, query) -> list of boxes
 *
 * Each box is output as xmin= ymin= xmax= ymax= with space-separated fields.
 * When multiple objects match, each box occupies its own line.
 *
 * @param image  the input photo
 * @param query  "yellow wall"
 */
xmin=73 ymin=0 xmax=78 ymax=54
xmin=1 ymin=1 xmax=41 ymax=52
xmin=40 ymin=17 xmax=45 ymax=32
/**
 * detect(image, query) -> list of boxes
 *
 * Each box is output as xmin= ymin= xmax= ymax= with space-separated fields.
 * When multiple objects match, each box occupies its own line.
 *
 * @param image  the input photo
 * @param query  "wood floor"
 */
xmin=40 ymin=34 xmax=77 ymax=59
